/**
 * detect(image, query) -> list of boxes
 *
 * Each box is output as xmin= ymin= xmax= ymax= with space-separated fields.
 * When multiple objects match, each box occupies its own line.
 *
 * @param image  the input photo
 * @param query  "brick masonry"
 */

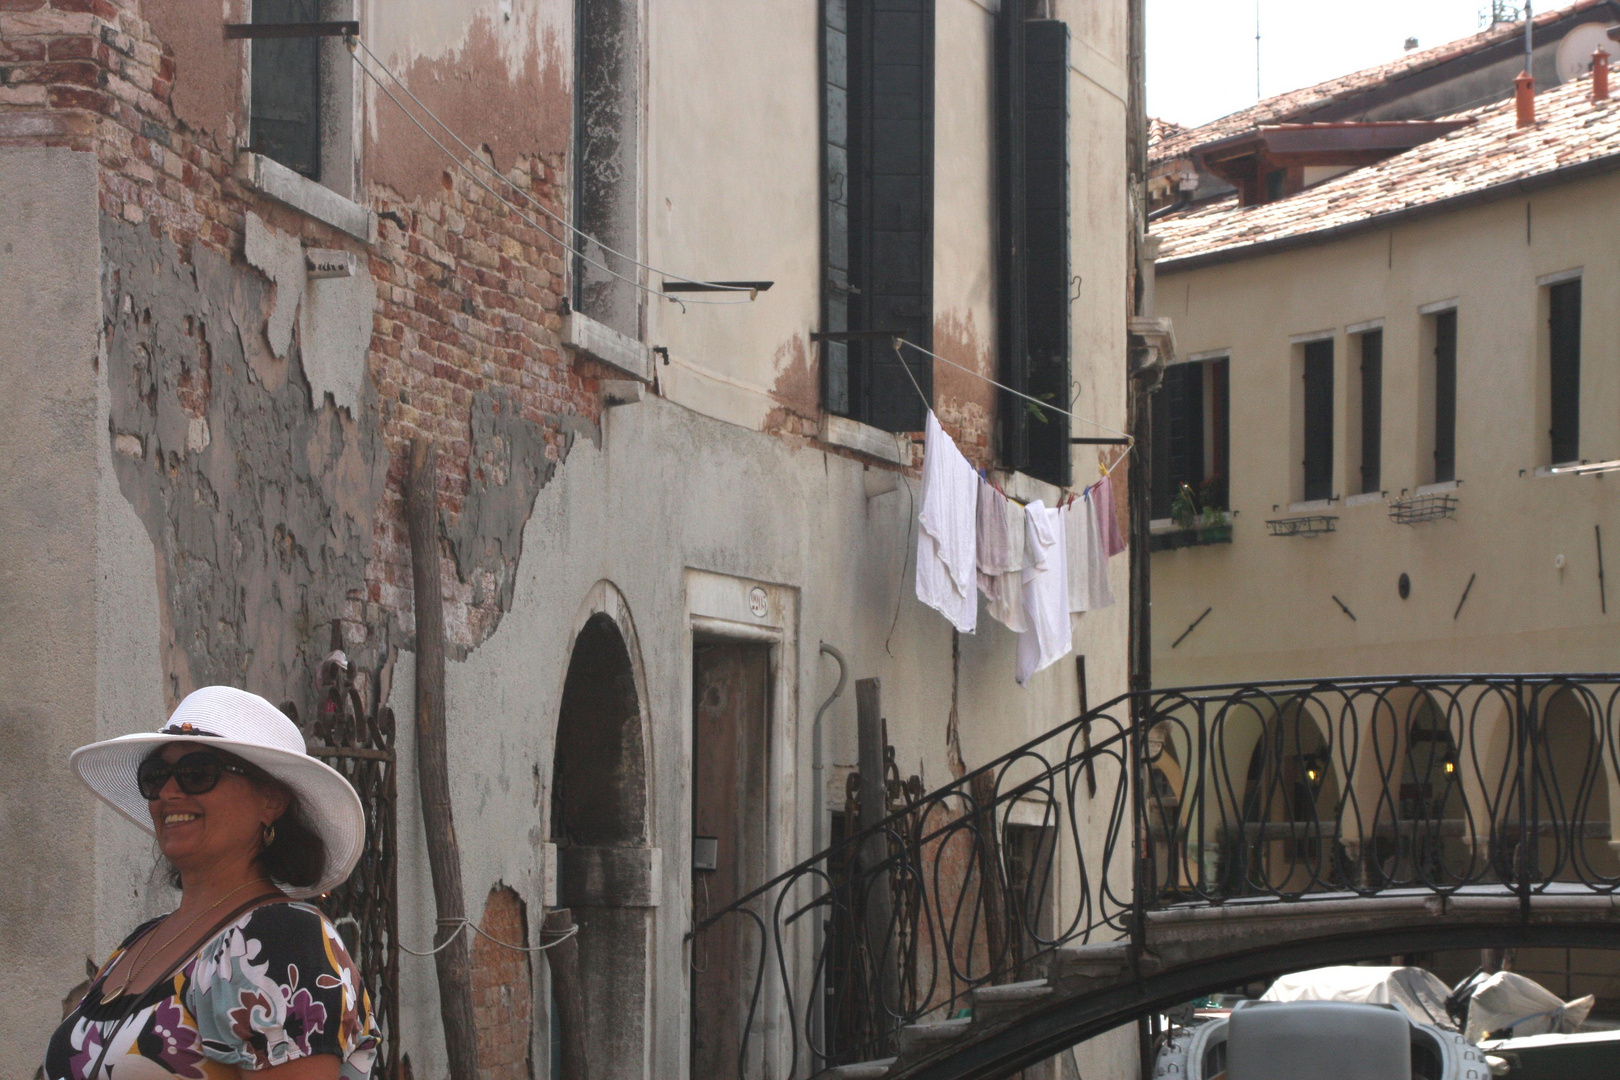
xmin=0 ymin=0 xmax=614 ymax=681
xmin=472 ymin=886 xmax=534 ymax=1080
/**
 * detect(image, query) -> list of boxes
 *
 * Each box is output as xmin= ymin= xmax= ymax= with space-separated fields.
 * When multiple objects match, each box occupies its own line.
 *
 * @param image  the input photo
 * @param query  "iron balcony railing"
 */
xmin=686 ymin=674 xmax=1620 ymax=1079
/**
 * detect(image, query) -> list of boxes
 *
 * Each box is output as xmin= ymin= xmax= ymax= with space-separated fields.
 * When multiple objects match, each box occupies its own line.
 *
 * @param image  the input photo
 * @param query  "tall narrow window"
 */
xmin=1358 ymin=330 xmax=1382 ymax=494
xmin=821 ymin=0 xmax=934 ymax=432
xmin=1021 ymin=19 xmax=1071 ymax=485
xmin=574 ymin=0 xmax=641 ymax=340
xmin=1432 ymin=310 xmax=1457 ymax=483
xmin=1301 ymin=339 xmax=1334 ymax=502
xmin=996 ymin=11 xmax=1070 ymax=483
xmin=1151 ymin=357 xmax=1229 ymax=519
xmin=1548 ymin=279 xmax=1581 ymax=464
xmin=250 ymin=0 xmax=322 ymax=178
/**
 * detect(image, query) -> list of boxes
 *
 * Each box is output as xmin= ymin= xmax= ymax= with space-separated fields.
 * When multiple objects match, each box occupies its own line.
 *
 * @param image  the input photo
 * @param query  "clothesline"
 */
xmin=890 ymin=338 xmax=1128 ymax=508
xmin=915 ymin=408 xmax=1125 ymax=685
xmin=887 ymin=335 xmax=1140 ymax=482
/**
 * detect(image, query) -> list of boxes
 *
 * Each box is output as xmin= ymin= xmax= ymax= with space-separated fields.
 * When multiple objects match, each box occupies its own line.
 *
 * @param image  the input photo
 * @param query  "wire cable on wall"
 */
xmin=346 ymin=36 xmax=753 ymax=309
xmin=398 ymin=916 xmax=579 ymax=956
xmin=889 ymin=338 xmax=1134 ymax=480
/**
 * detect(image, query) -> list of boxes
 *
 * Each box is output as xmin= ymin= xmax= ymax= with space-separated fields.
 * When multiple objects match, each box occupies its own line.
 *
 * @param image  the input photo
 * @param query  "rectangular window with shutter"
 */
xmin=1548 ymin=279 xmax=1581 ymax=465
xmin=250 ymin=0 xmax=322 ymax=178
xmin=1021 ymin=19 xmax=1071 ymax=486
xmin=1357 ymin=330 xmax=1382 ymax=494
xmin=821 ymin=0 xmax=934 ymax=433
xmin=1432 ymin=310 xmax=1457 ymax=483
xmin=1301 ymin=339 xmax=1334 ymax=502
xmin=1151 ymin=357 xmax=1229 ymax=520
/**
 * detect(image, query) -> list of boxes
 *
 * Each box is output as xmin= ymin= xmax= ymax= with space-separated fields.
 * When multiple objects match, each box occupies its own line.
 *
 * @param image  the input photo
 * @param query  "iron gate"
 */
xmin=283 ymin=622 xmax=399 ymax=1080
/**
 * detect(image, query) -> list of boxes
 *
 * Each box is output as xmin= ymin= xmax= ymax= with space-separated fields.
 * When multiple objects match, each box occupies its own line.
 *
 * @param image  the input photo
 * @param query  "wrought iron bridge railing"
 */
xmin=687 ymin=673 xmax=1620 ymax=1078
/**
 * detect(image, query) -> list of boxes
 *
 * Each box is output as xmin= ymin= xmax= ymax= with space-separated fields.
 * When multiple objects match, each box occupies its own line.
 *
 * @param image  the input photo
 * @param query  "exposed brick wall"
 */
xmin=0 ymin=0 xmax=608 ymax=669
xmin=472 ymin=885 xmax=534 ymax=1080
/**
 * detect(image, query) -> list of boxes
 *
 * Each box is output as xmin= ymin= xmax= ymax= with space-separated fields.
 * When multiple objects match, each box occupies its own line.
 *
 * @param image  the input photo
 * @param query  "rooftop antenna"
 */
xmin=1255 ymin=0 xmax=1262 ymax=98
xmin=1524 ymin=0 xmax=1534 ymax=78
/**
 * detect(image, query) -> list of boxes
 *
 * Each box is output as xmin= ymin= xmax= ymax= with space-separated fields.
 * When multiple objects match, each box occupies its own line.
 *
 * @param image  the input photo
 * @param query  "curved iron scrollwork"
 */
xmin=283 ymin=622 xmax=399 ymax=1080
xmin=688 ymin=673 xmax=1620 ymax=1078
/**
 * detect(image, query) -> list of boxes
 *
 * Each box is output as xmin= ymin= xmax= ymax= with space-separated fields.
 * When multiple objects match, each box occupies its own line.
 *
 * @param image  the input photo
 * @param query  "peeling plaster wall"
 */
xmin=381 ymin=397 xmax=1114 ymax=1079
xmin=365 ymin=3 xmax=572 ymax=203
xmin=102 ymin=216 xmax=390 ymax=706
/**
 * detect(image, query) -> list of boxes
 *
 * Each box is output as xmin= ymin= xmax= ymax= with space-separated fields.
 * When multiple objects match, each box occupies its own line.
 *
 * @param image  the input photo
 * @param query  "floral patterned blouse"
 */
xmin=45 ymin=902 xmax=378 ymax=1080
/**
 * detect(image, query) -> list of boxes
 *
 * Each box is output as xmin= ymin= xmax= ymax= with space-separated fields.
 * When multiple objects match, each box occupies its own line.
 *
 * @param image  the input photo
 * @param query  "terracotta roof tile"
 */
xmin=1150 ymin=0 xmax=1617 ymax=165
xmin=1153 ymin=76 xmax=1620 ymax=269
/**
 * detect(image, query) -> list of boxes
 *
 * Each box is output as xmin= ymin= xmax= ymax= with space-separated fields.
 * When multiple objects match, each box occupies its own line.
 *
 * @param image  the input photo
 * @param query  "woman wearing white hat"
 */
xmin=44 ymin=686 xmax=379 ymax=1080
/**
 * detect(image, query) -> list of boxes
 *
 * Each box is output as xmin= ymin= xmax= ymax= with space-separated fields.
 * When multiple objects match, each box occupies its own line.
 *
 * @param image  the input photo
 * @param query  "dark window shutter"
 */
xmin=1208 ymin=357 xmax=1229 ymax=509
xmin=1548 ymin=279 xmax=1581 ymax=464
xmin=1022 ymin=19 xmax=1071 ymax=486
xmin=832 ymin=0 xmax=932 ymax=433
xmin=1433 ymin=311 xmax=1457 ymax=483
xmin=995 ymin=2 xmax=1028 ymax=467
xmin=250 ymin=0 xmax=322 ymax=179
xmin=1359 ymin=330 xmax=1382 ymax=494
xmin=1302 ymin=339 xmax=1334 ymax=502
xmin=1151 ymin=361 xmax=1204 ymax=518
xmin=822 ymin=0 xmax=852 ymax=415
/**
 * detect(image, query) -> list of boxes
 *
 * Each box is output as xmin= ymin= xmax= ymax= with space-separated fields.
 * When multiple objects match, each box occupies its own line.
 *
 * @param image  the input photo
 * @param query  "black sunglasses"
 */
xmin=137 ymin=751 xmax=251 ymax=800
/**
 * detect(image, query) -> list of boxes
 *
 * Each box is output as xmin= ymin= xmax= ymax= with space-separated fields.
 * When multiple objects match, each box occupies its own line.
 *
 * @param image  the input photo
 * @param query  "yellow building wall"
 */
xmin=1152 ymin=173 xmax=1620 ymax=686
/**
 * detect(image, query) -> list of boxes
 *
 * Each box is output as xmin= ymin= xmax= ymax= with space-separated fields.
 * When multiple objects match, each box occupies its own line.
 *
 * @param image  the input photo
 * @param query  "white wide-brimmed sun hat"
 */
xmin=70 ymin=685 xmax=365 ymax=899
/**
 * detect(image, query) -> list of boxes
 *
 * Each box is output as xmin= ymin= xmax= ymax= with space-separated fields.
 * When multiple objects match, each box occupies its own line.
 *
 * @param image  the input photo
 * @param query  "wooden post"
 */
xmin=855 ymin=678 xmax=899 ymax=1046
xmin=543 ymin=908 xmax=588 ymax=1080
xmin=405 ymin=438 xmax=480 ymax=1080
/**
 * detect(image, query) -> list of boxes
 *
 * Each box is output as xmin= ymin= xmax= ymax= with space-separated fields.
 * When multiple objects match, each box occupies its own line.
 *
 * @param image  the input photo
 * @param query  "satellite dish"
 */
xmin=1555 ymin=21 xmax=1620 ymax=83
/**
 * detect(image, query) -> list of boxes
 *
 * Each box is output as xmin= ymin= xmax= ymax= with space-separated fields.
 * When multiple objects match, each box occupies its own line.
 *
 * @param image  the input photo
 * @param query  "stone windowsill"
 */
xmin=820 ymin=414 xmax=909 ymax=466
xmin=563 ymin=309 xmax=653 ymax=382
xmin=1414 ymin=479 xmax=1461 ymax=495
xmin=237 ymin=153 xmax=374 ymax=243
xmin=1343 ymin=491 xmax=1384 ymax=507
xmin=1287 ymin=497 xmax=1335 ymax=513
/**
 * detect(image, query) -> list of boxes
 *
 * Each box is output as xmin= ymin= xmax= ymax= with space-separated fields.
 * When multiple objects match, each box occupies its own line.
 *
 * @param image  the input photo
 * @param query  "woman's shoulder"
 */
xmin=199 ymin=901 xmax=349 ymax=968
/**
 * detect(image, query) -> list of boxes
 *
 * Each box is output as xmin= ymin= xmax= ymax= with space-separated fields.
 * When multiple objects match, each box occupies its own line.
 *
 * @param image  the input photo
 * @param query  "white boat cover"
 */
xmin=1261 ymin=966 xmax=1456 ymax=1029
xmin=1462 ymin=970 xmax=1594 ymax=1043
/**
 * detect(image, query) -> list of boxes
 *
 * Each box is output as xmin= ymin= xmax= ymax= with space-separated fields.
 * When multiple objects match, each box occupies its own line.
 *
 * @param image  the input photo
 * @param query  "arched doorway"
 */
xmin=551 ymin=605 xmax=653 ymax=1079
xmin=1233 ymin=698 xmax=1342 ymax=896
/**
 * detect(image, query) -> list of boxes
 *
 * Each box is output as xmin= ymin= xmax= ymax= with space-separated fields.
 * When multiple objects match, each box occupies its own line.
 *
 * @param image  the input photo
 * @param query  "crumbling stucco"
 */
xmin=298 ymin=268 xmax=375 ymax=417
xmin=370 ymin=14 xmax=571 ymax=202
xmin=244 ymin=211 xmax=374 ymax=417
xmin=442 ymin=389 xmax=582 ymax=614
xmin=244 ymin=211 xmax=305 ymax=360
xmin=142 ymin=0 xmax=245 ymax=140
xmin=102 ymin=215 xmax=388 ymax=708
xmin=932 ymin=309 xmax=994 ymax=466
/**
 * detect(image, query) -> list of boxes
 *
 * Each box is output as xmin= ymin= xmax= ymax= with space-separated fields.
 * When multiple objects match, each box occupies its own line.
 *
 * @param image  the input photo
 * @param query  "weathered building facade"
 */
xmin=1146 ymin=10 xmax=1620 ymax=1013
xmin=0 ymin=0 xmax=1147 ymax=1077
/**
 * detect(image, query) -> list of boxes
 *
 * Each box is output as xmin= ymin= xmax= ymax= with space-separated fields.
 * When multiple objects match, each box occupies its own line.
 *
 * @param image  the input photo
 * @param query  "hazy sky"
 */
xmin=1147 ymin=0 xmax=1500 ymax=127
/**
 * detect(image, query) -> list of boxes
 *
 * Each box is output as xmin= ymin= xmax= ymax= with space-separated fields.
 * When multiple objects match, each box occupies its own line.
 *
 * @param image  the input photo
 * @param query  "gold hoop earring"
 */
xmin=261 ymin=822 xmax=276 ymax=847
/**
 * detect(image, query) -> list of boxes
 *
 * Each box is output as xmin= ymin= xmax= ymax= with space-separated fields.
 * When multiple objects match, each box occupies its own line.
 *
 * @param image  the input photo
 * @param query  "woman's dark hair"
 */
xmin=258 ymin=793 xmax=326 ymax=890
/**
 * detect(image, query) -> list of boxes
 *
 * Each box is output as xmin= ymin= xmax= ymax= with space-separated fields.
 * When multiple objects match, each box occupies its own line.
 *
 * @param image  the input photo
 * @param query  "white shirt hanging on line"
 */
xmin=1065 ymin=490 xmax=1116 ymax=613
xmin=1016 ymin=500 xmax=1072 ymax=684
xmin=976 ymin=481 xmax=1027 ymax=632
xmin=916 ymin=410 xmax=979 ymax=633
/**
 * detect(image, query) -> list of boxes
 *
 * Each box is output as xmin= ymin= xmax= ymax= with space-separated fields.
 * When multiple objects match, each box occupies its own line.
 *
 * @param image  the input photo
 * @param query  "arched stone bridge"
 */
xmin=688 ymin=674 xmax=1620 ymax=1080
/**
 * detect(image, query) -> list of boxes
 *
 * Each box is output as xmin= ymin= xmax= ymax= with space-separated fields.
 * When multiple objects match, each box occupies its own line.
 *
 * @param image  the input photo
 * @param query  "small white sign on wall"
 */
xmin=305 ymin=249 xmax=355 ymax=279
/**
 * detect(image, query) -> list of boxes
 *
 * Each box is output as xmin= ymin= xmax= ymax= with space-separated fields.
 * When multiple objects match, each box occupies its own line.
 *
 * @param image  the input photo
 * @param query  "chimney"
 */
xmin=1595 ymin=49 xmax=1611 ymax=102
xmin=1515 ymin=70 xmax=1536 ymax=127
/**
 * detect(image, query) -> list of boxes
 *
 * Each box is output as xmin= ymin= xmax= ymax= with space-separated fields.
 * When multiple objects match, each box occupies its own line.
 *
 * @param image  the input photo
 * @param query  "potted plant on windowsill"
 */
xmin=1169 ymin=484 xmax=1232 ymax=547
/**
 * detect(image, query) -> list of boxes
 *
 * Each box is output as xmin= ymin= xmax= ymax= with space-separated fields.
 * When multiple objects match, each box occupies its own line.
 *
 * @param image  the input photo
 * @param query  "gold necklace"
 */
xmin=100 ymin=878 xmax=273 ymax=1004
